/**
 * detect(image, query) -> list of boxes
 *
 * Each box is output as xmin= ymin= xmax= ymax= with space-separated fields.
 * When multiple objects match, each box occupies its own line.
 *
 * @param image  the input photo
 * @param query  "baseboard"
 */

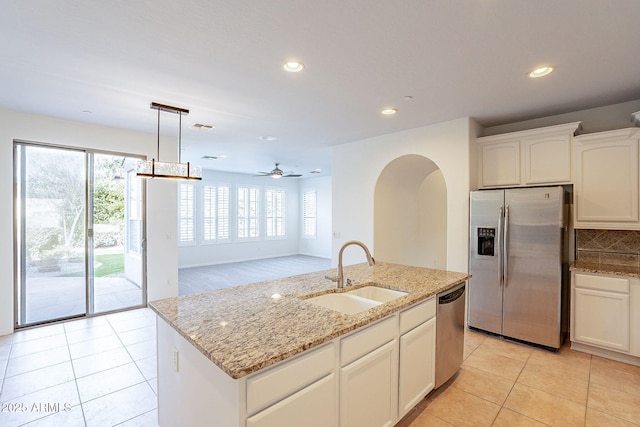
xmin=571 ymin=341 xmax=640 ymax=367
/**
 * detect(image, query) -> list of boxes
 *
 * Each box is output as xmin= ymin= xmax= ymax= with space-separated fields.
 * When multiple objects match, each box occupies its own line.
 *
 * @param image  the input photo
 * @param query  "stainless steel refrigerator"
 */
xmin=468 ymin=186 xmax=569 ymax=349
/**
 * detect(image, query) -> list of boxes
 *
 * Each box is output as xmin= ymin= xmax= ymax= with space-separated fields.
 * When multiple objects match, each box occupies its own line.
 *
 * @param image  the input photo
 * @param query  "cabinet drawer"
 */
xmin=399 ymin=297 xmax=436 ymax=334
xmin=341 ymin=316 xmax=396 ymax=367
xmin=575 ymin=273 xmax=629 ymax=293
xmin=246 ymin=343 xmax=334 ymax=416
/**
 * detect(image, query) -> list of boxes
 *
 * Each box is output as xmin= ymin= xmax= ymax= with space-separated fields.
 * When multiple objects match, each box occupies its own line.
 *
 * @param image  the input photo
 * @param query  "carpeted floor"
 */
xmin=178 ymin=255 xmax=332 ymax=295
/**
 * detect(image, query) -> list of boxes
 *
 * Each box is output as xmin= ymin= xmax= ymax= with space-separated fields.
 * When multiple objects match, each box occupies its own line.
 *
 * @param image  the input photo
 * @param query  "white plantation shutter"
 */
xmin=303 ymin=190 xmax=317 ymax=238
xmin=203 ymin=184 xmax=230 ymax=241
xmin=238 ymin=186 xmax=260 ymax=238
xmin=179 ymin=183 xmax=194 ymax=242
xmin=266 ymin=188 xmax=286 ymax=237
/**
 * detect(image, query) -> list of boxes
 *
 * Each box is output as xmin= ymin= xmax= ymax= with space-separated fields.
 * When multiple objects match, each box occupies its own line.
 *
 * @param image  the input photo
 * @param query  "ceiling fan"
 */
xmin=257 ymin=163 xmax=302 ymax=179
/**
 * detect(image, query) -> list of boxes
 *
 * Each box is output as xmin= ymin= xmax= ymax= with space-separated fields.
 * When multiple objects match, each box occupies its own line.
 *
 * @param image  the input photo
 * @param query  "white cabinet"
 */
xmin=246 ymin=342 xmax=336 ymax=421
xmin=573 ymin=128 xmax=640 ymax=229
xmin=247 ymin=374 xmax=336 ymax=427
xmin=339 ymin=316 xmax=397 ymax=427
xmin=340 ymin=340 xmax=398 ymax=427
xmin=632 ymin=281 xmax=640 ymax=356
xmin=398 ymin=318 xmax=435 ymax=417
xmin=398 ymin=298 xmax=436 ymax=419
xmin=572 ymin=273 xmax=630 ymax=352
xmin=478 ymin=139 xmax=521 ymax=187
xmin=476 ymin=122 xmax=580 ymax=189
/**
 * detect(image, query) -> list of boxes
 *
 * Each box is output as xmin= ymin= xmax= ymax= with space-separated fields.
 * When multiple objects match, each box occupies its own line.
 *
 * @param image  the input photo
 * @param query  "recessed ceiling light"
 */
xmin=310 ymin=168 xmax=322 ymax=174
xmin=402 ymin=96 xmax=413 ymax=101
xmin=528 ymin=66 xmax=554 ymax=78
xmin=259 ymin=135 xmax=278 ymax=141
xmin=283 ymin=61 xmax=304 ymax=72
xmin=381 ymin=108 xmax=398 ymax=115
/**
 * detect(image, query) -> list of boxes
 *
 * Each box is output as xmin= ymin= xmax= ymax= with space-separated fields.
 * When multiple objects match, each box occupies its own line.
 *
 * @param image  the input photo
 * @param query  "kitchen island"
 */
xmin=150 ymin=262 xmax=470 ymax=427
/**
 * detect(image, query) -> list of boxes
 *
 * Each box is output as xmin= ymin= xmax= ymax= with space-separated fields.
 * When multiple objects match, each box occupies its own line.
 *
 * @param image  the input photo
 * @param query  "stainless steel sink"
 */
xmin=303 ymin=293 xmax=382 ymax=315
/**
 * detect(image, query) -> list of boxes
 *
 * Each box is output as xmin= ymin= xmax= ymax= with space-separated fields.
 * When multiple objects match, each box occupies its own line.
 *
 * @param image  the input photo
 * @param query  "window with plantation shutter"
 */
xmin=238 ymin=186 xmax=260 ymax=239
xmin=303 ymin=190 xmax=317 ymax=238
xmin=179 ymin=183 xmax=195 ymax=242
xmin=203 ymin=184 xmax=230 ymax=241
xmin=265 ymin=188 xmax=285 ymax=238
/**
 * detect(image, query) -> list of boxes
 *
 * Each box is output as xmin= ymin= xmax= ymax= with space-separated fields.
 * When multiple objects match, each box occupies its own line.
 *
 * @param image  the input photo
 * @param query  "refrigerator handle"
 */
xmin=504 ymin=204 xmax=510 ymax=287
xmin=497 ymin=205 xmax=504 ymax=287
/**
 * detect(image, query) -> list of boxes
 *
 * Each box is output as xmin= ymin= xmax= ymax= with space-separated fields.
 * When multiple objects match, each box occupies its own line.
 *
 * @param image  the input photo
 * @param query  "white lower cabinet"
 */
xmin=340 ymin=340 xmax=398 ymax=427
xmin=398 ymin=317 xmax=436 ymax=418
xmin=572 ymin=272 xmax=632 ymax=353
xmin=247 ymin=373 xmax=336 ymax=427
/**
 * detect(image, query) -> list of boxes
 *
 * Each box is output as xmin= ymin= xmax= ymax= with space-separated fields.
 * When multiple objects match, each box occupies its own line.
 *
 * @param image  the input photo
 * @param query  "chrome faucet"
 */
xmin=326 ymin=240 xmax=375 ymax=288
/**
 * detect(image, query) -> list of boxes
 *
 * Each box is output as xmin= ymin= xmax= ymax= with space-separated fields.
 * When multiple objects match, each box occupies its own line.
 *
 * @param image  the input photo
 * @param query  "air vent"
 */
xmin=192 ymin=123 xmax=214 ymax=131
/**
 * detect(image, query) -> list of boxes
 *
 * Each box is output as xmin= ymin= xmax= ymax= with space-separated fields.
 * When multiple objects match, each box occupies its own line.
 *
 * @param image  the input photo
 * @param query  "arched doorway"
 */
xmin=374 ymin=155 xmax=447 ymax=268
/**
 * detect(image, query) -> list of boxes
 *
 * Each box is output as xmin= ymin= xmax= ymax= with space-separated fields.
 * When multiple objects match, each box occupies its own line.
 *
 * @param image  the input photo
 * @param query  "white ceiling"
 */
xmin=2 ymin=1 xmax=640 ymax=177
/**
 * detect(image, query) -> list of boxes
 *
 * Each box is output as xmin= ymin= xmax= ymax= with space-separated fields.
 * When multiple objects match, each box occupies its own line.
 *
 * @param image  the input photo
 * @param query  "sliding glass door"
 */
xmin=14 ymin=143 xmax=146 ymax=327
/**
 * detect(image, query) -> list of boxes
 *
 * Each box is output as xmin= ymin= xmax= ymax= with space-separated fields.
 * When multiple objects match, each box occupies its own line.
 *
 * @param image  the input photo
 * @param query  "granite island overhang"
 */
xmin=149 ymin=261 xmax=470 ymax=379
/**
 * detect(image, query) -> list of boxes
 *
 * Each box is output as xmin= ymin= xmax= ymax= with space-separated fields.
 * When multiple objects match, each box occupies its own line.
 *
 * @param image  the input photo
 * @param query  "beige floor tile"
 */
xmin=464 ymin=329 xmax=487 ymax=349
xmin=409 ymin=412 xmax=454 ymax=426
xmin=585 ymin=407 xmax=640 ymax=427
xmin=450 ymin=365 xmax=514 ymax=405
xmin=461 ymin=345 xmax=525 ymax=382
xmin=527 ymin=345 xmax=591 ymax=382
xmin=492 ymin=408 xmax=548 ymax=427
xmin=425 ymin=385 xmax=500 ymax=427
xmin=588 ymin=382 xmax=640 ymax=424
xmin=477 ymin=336 xmax=533 ymax=362
xmin=517 ymin=359 xmax=589 ymax=405
xmin=504 ymin=383 xmax=585 ymax=426
xmin=590 ymin=356 xmax=640 ymax=398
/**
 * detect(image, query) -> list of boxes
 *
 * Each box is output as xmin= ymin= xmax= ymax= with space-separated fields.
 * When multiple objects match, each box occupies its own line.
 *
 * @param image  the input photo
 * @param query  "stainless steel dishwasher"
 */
xmin=435 ymin=282 xmax=466 ymax=388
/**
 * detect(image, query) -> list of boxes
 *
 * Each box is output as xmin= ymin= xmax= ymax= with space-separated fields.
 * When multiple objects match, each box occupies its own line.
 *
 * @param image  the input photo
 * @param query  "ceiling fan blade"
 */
xmin=283 ymin=174 xmax=302 ymax=177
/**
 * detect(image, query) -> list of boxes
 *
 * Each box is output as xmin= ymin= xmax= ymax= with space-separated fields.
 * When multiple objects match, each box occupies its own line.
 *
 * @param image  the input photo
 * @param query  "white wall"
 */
xmin=299 ymin=175 xmax=332 ymax=259
xmin=332 ymin=117 xmax=478 ymax=273
xmin=0 ymin=108 xmax=178 ymax=335
xmin=418 ymin=169 xmax=447 ymax=269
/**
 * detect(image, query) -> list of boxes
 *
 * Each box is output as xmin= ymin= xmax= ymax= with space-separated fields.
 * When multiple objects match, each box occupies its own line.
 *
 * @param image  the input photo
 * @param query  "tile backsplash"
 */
xmin=576 ymin=229 xmax=640 ymax=266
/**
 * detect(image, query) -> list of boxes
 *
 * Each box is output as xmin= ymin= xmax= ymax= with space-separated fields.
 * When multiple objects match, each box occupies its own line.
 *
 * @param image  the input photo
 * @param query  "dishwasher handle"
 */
xmin=438 ymin=285 xmax=465 ymax=304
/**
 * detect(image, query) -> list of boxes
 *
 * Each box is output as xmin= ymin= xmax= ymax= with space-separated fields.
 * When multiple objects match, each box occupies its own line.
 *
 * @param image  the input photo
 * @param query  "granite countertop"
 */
xmin=570 ymin=260 xmax=640 ymax=278
xmin=149 ymin=262 xmax=470 ymax=379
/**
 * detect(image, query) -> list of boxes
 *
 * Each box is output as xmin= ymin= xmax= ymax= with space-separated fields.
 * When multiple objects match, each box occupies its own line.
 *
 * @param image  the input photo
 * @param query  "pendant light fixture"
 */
xmin=136 ymin=102 xmax=202 ymax=180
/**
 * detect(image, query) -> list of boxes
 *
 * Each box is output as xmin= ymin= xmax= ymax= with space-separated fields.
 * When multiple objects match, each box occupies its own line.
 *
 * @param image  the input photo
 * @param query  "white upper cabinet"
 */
xmin=477 ymin=122 xmax=581 ymax=189
xmin=573 ymin=128 xmax=640 ymax=229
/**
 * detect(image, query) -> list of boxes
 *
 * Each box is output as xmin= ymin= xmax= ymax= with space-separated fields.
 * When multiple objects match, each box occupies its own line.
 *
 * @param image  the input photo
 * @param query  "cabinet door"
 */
xmin=398 ymin=317 xmax=435 ymax=418
xmin=574 ymin=129 xmax=639 ymax=227
xmin=479 ymin=139 xmax=520 ymax=188
xmin=340 ymin=339 xmax=398 ymax=427
xmin=523 ymin=135 xmax=571 ymax=185
xmin=246 ymin=374 xmax=336 ymax=427
xmin=631 ymin=281 xmax=640 ymax=357
xmin=574 ymin=287 xmax=630 ymax=352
